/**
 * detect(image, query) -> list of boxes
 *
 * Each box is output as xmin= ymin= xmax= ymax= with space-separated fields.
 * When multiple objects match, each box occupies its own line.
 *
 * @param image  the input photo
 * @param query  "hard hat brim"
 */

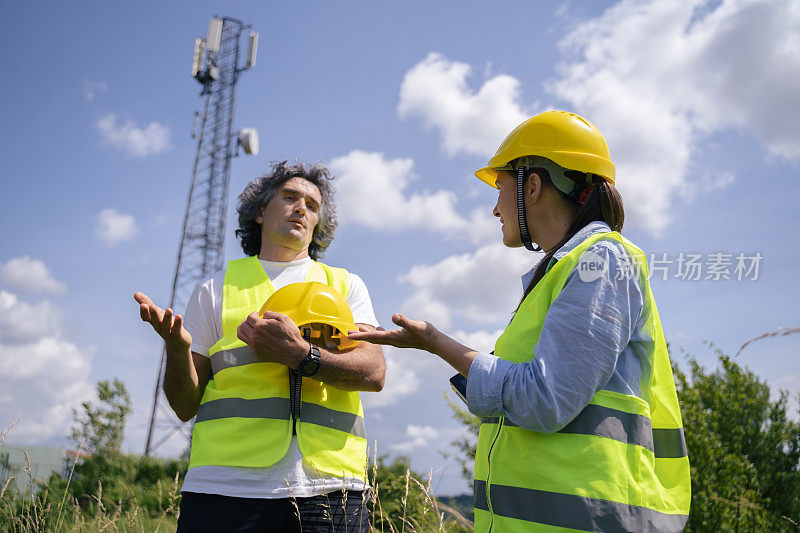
xmin=474 ymin=150 xmax=615 ymax=187
xmin=475 ymin=166 xmax=499 ymax=189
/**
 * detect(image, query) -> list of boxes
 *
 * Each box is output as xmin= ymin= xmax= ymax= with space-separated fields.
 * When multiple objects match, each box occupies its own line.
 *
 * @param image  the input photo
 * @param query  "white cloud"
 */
xmin=331 ymin=150 xmax=469 ymax=233
xmin=549 ymin=0 xmax=800 ymax=233
xmin=362 ymin=347 xmax=423 ymax=409
xmin=398 ymin=2 xmax=799 ymax=235
xmin=450 ymin=328 xmax=505 ymax=354
xmin=94 ymin=208 xmax=139 ymax=246
xmin=82 ymin=78 xmax=108 ymax=101
xmin=0 ymin=256 xmax=66 ymax=296
xmin=0 ymin=291 xmax=62 ymax=344
xmin=398 ymin=242 xmax=535 ymax=330
xmin=362 ymin=344 xmax=457 ymax=410
xmin=96 ymin=114 xmax=171 ymax=157
xmin=465 ymin=206 xmax=503 ymax=246
xmin=683 ymin=171 xmax=736 ymax=199
xmin=392 ymin=423 xmax=440 ymax=452
xmin=398 ymin=52 xmax=530 ymax=157
xmin=331 ymin=150 xmax=503 ymax=245
xmin=0 ymin=290 xmax=94 ymax=444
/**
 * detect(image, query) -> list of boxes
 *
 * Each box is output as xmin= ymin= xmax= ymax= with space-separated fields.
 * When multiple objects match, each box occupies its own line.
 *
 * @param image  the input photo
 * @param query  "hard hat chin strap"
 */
xmin=517 ymin=166 xmax=541 ymax=252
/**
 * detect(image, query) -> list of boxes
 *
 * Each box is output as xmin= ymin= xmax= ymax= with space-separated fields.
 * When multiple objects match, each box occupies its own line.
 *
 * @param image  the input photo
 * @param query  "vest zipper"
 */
xmin=485 ymin=416 xmax=503 ymax=532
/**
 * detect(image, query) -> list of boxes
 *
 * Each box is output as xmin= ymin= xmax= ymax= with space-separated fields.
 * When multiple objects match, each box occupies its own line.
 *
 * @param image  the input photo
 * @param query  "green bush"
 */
xmin=0 ymin=453 xmax=183 ymax=532
xmin=48 ymin=452 xmax=187 ymax=518
xmin=675 ymin=347 xmax=800 ymax=531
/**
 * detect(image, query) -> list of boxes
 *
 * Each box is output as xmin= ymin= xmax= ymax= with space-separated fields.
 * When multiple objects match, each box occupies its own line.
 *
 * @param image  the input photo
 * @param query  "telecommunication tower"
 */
xmin=145 ymin=17 xmax=260 ymax=455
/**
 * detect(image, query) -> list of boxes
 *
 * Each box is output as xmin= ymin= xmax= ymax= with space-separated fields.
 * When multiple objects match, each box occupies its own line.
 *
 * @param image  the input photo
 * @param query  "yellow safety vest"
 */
xmin=189 ymin=256 xmax=368 ymax=482
xmin=474 ymin=232 xmax=691 ymax=532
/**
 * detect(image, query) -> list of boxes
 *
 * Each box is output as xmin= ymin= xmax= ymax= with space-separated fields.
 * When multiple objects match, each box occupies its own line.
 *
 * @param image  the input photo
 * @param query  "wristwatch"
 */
xmin=298 ymin=343 xmax=322 ymax=377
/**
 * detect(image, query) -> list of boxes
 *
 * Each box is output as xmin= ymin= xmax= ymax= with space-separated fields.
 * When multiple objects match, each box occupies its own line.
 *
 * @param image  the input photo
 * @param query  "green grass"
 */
xmin=0 ymin=429 xmax=471 ymax=532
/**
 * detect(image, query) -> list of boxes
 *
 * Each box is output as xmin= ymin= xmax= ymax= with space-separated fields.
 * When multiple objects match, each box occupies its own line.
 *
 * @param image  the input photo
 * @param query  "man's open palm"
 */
xmin=134 ymin=292 xmax=192 ymax=353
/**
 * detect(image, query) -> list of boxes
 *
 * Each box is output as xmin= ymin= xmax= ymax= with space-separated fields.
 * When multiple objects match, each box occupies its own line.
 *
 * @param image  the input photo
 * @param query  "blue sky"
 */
xmin=1 ymin=0 xmax=798 ymax=496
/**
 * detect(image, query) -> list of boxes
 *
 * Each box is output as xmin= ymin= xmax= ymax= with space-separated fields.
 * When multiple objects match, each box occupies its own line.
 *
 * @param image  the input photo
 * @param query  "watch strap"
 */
xmin=299 ymin=343 xmax=321 ymax=377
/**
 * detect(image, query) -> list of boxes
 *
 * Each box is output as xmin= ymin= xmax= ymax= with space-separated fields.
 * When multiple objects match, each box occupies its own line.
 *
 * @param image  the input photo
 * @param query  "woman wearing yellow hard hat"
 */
xmin=349 ymin=111 xmax=691 ymax=531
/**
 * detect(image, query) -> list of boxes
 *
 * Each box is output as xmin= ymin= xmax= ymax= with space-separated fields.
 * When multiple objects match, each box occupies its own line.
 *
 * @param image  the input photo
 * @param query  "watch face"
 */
xmin=300 ymin=358 xmax=321 ymax=377
xmin=300 ymin=346 xmax=322 ymax=377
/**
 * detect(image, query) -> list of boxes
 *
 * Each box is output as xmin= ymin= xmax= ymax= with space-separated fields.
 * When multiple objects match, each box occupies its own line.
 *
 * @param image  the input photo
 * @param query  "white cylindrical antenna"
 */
xmin=238 ymin=128 xmax=259 ymax=156
xmin=206 ymin=18 xmax=223 ymax=53
xmin=191 ymin=38 xmax=205 ymax=78
xmin=191 ymin=111 xmax=200 ymax=138
xmin=246 ymin=32 xmax=258 ymax=68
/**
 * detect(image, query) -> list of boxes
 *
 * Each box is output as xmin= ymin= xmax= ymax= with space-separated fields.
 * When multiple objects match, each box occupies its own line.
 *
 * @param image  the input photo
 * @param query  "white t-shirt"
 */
xmin=181 ymin=257 xmax=379 ymax=498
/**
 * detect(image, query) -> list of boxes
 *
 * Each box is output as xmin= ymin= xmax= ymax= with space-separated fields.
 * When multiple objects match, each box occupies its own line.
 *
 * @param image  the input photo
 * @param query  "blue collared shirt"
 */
xmin=466 ymin=221 xmax=649 ymax=432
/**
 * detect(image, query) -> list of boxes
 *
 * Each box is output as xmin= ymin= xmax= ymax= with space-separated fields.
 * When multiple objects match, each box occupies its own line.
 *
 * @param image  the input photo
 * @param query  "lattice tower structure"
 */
xmin=145 ymin=17 xmax=254 ymax=455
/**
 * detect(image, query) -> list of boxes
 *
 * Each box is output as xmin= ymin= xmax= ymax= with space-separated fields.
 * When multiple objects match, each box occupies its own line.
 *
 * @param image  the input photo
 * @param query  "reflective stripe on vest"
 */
xmin=196 ymin=397 xmax=366 ymax=438
xmin=196 ymin=397 xmax=290 ymax=423
xmin=481 ymin=405 xmax=688 ymax=459
xmin=473 ymin=232 xmax=691 ymax=532
xmin=210 ymin=345 xmax=266 ymax=376
xmin=473 ymin=480 xmax=688 ymax=532
xmin=189 ymin=257 xmax=367 ymax=481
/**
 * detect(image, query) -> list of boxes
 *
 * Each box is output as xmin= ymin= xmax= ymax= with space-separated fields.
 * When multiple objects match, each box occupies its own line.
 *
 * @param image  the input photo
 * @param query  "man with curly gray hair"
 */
xmin=135 ymin=160 xmax=384 ymax=531
xmin=235 ymin=160 xmax=338 ymax=261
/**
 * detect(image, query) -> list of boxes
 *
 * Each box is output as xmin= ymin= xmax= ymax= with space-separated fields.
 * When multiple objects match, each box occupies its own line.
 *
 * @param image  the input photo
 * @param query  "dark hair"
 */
xmin=518 ymin=166 xmax=625 ymax=305
xmin=235 ymin=160 xmax=338 ymax=260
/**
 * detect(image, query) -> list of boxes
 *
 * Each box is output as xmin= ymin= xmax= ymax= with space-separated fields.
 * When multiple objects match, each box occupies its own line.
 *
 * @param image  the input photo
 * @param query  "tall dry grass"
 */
xmin=367 ymin=443 xmax=472 ymax=532
xmin=0 ymin=426 xmax=471 ymax=532
xmin=0 ymin=419 xmax=180 ymax=532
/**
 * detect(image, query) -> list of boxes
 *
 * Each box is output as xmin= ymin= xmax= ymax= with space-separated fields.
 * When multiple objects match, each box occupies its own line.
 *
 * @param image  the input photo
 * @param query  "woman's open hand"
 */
xmin=347 ymin=313 xmax=440 ymax=353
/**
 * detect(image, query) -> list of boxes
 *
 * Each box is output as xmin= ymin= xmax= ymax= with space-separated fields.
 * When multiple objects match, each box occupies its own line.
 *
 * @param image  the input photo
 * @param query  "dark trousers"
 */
xmin=176 ymin=491 xmax=370 ymax=532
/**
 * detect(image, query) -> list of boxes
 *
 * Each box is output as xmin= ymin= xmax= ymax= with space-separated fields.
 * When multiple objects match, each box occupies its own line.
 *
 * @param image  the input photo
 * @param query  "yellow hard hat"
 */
xmin=475 ymin=110 xmax=615 ymax=188
xmin=258 ymin=281 xmax=359 ymax=350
